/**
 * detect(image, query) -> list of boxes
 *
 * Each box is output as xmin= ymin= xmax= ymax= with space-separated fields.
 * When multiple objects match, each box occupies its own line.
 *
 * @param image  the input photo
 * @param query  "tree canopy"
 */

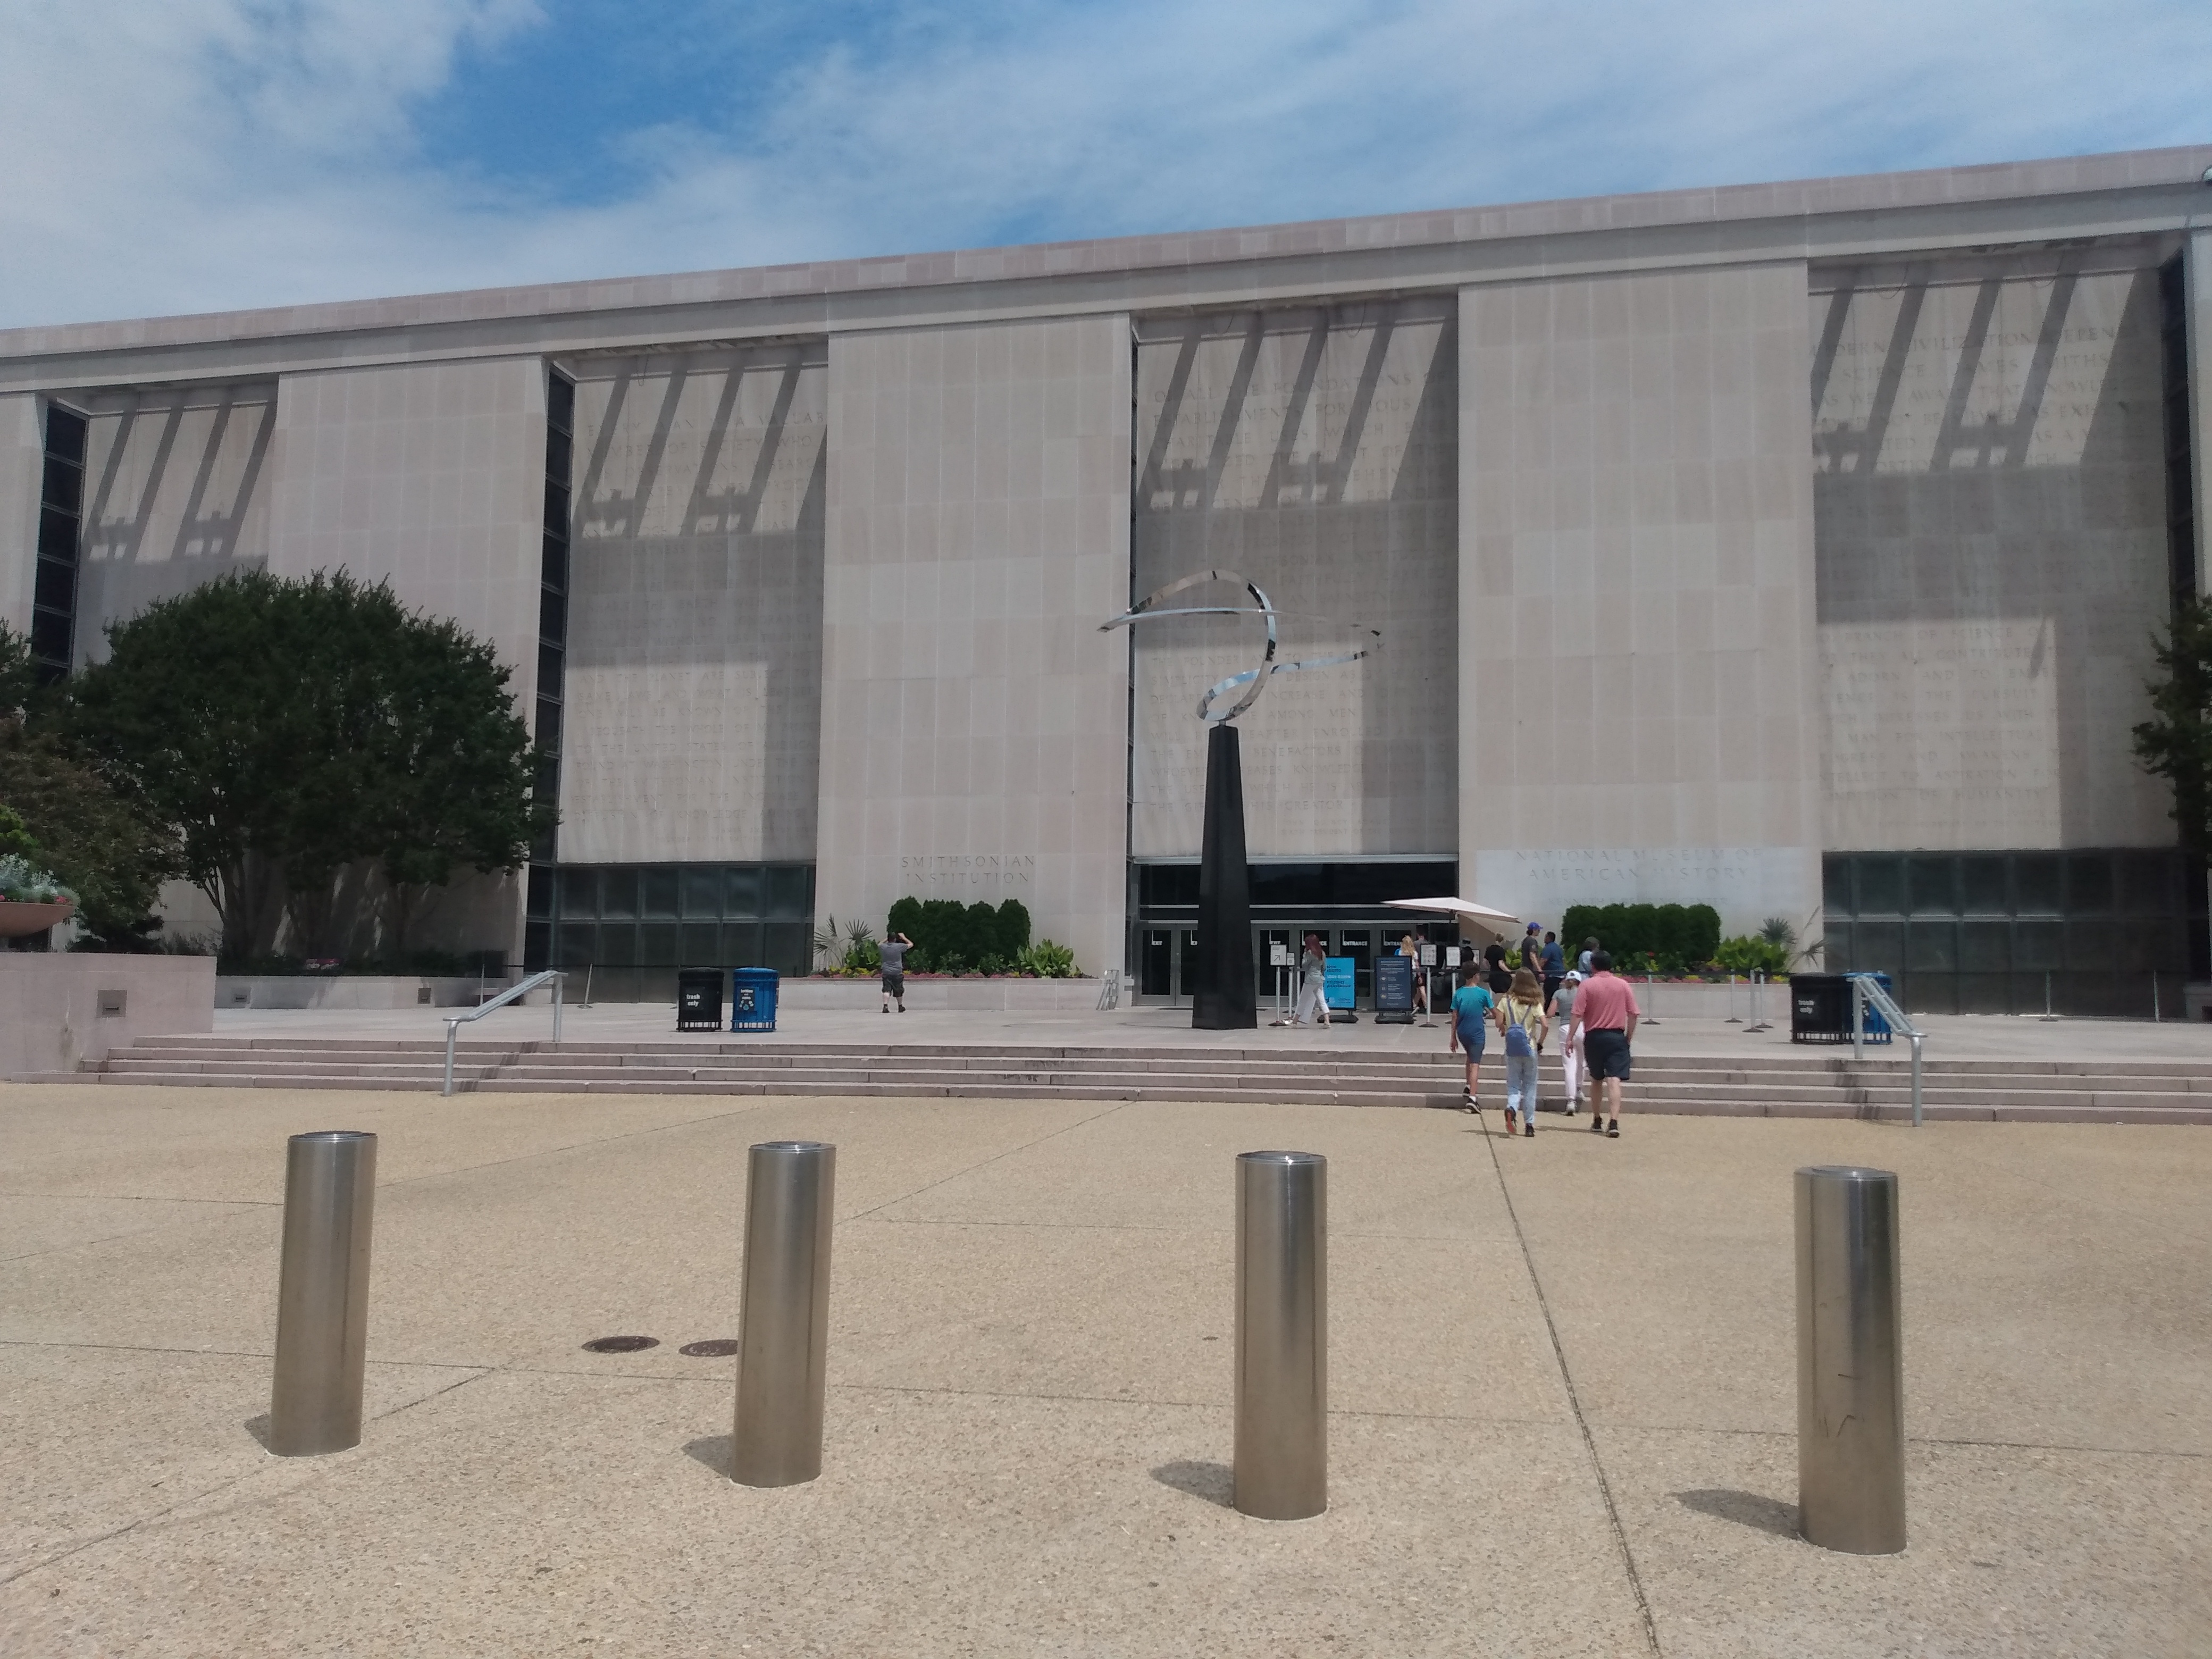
xmin=0 ymin=623 xmax=177 ymax=945
xmin=63 ymin=569 xmax=550 ymax=960
xmin=2133 ymin=594 xmax=2212 ymax=866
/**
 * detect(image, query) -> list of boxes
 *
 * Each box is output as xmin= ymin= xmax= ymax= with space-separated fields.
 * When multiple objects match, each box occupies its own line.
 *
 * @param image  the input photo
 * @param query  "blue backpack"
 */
xmin=1503 ymin=999 xmax=1539 ymax=1057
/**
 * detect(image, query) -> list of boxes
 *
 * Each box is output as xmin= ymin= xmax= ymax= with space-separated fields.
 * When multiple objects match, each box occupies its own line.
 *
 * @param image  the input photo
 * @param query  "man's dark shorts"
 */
xmin=1583 ymin=1028 xmax=1632 ymax=1082
xmin=882 ymin=972 xmax=904 ymax=998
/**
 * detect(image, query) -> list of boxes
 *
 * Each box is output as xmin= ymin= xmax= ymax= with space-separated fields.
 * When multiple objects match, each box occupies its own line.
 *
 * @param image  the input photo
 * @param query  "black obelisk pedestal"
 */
xmin=1193 ymin=723 xmax=1257 ymax=1029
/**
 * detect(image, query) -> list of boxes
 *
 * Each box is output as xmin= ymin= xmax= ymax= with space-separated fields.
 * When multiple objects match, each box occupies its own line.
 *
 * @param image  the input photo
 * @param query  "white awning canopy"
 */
xmin=1380 ymin=896 xmax=1524 ymax=940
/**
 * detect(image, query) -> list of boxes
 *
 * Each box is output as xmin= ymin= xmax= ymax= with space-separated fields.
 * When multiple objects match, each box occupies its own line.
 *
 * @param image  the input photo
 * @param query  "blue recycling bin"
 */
xmin=1846 ymin=972 xmax=1895 ymax=1042
xmin=730 ymin=967 xmax=779 ymax=1033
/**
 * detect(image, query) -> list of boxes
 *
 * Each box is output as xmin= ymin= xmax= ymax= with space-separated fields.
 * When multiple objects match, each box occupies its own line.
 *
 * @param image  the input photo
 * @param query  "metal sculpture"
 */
xmin=1102 ymin=572 xmax=1379 ymax=1030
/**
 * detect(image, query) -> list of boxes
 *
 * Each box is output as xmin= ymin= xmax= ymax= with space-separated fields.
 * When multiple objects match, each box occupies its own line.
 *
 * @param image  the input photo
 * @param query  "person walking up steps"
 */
xmin=879 ymin=927 xmax=913 ymax=1013
xmin=1549 ymin=970 xmax=1585 ymax=1115
xmin=1496 ymin=968 xmax=1548 ymax=1138
xmin=1448 ymin=967 xmax=1495 ymax=1114
xmin=1567 ymin=951 xmax=1639 ymax=1138
xmin=1293 ymin=933 xmax=1330 ymax=1029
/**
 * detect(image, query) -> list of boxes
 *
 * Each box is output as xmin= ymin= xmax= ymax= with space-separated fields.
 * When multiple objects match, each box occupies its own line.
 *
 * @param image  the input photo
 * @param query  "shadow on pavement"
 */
xmin=1673 ymin=1487 xmax=1800 ymax=1537
xmin=1150 ymin=1459 xmax=1234 ymax=1507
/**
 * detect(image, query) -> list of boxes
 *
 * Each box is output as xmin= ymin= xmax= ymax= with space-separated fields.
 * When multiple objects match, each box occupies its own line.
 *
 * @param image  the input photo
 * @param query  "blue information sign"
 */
xmin=1323 ymin=957 xmax=1355 ymax=1010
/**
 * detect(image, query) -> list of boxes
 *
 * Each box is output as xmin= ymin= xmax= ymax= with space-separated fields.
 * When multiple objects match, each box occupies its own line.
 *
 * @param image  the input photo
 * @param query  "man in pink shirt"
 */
xmin=1566 ymin=950 xmax=1639 ymax=1139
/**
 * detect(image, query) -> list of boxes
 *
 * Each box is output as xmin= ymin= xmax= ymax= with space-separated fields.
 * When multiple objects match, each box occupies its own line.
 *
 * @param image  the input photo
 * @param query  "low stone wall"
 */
xmin=778 ymin=976 xmax=1104 ymax=1011
xmin=2 ymin=953 xmax=216 ymax=1078
xmin=215 ymin=976 xmax=521 ymax=1011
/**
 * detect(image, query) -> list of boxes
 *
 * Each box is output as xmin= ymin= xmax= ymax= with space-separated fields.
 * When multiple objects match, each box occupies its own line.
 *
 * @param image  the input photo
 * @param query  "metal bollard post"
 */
xmin=1796 ymin=1165 xmax=1906 ymax=1553
xmin=1234 ymin=1151 xmax=1327 ymax=1520
xmin=732 ymin=1141 xmax=835 ymax=1487
xmin=269 ymin=1131 xmax=378 ymax=1456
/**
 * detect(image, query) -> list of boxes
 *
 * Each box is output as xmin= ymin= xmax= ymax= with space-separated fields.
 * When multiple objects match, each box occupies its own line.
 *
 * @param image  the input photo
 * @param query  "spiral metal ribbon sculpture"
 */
xmin=1099 ymin=569 xmax=1382 ymax=723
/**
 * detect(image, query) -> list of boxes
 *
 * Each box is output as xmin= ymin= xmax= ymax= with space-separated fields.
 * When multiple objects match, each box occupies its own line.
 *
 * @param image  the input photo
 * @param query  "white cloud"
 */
xmin=0 ymin=0 xmax=2206 ymax=329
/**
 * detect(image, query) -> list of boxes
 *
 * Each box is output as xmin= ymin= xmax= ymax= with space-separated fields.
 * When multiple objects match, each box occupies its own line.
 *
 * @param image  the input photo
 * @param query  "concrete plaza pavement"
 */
xmin=1 ymin=1080 xmax=2206 ymax=1656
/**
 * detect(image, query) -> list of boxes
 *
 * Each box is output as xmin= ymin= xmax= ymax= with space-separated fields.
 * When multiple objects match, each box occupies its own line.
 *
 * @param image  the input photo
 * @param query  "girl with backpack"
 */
xmin=1495 ymin=968 xmax=1548 ymax=1138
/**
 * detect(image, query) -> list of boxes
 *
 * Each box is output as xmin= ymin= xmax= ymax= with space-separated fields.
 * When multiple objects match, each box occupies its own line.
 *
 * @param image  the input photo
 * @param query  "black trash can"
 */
xmin=677 ymin=967 xmax=724 ymax=1032
xmin=1790 ymin=973 xmax=1895 ymax=1044
xmin=1789 ymin=974 xmax=1850 ymax=1043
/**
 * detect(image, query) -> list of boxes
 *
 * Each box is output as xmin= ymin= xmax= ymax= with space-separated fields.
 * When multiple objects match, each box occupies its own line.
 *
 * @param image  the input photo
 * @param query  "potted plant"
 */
xmin=0 ymin=852 xmax=78 ymax=939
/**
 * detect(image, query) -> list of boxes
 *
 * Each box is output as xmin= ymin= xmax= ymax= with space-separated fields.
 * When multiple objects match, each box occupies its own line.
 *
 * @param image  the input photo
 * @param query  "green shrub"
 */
xmin=885 ymin=895 xmax=1031 ymax=973
xmin=1557 ymin=902 xmax=1722 ymax=975
xmin=1017 ymin=939 xmax=1077 ymax=978
xmin=1713 ymin=935 xmax=1790 ymax=977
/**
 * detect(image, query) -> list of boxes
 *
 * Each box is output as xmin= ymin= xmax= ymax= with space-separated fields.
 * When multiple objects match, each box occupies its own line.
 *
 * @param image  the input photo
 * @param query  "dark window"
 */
xmin=765 ymin=865 xmax=812 ymax=919
xmin=641 ymin=869 xmax=679 ymax=918
xmin=43 ymin=405 xmax=86 ymax=464
xmin=724 ymin=865 xmax=762 ymax=917
xmin=559 ymin=866 xmax=599 ymax=916
xmin=600 ymin=867 xmax=638 ymax=918
xmin=526 ymin=865 xmax=555 ymax=919
xmin=1822 ymin=855 xmax=1853 ymax=914
xmin=2013 ymin=855 xmax=2062 ymax=915
xmin=1959 ymin=856 xmax=2008 ymax=915
xmin=680 ymin=868 xmax=723 ymax=918
xmin=31 ymin=403 xmax=86 ymax=683
xmin=40 ymin=454 xmax=82 ymax=513
xmin=537 ymin=367 xmax=575 ymax=861
xmin=1906 ymin=856 xmax=1956 ymax=916
xmin=33 ymin=557 xmax=76 ymax=613
xmin=1854 ymin=856 xmax=1903 ymax=916
xmin=2065 ymin=854 xmax=2113 ymax=914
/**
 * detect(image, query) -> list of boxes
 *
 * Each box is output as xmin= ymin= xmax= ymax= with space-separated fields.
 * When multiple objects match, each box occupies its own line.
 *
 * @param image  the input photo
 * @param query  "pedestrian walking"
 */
xmin=1549 ymin=970 xmax=1585 ymax=1113
xmin=1448 ymin=968 xmax=1495 ymax=1112
xmin=1577 ymin=935 xmax=1599 ymax=976
xmin=1496 ymin=967 xmax=1548 ymax=1138
xmin=1567 ymin=951 xmax=1639 ymax=1138
xmin=1520 ymin=923 xmax=1544 ymax=977
xmin=1293 ymin=933 xmax=1330 ymax=1029
xmin=1398 ymin=930 xmax=1430 ymax=1017
xmin=880 ymin=927 xmax=913 ymax=1013
xmin=1540 ymin=931 xmax=1565 ymax=1006
xmin=1485 ymin=938 xmax=1512 ymax=995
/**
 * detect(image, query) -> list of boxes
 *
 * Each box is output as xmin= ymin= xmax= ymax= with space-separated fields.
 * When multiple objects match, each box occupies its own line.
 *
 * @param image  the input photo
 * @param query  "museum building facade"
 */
xmin=4 ymin=145 xmax=2209 ymax=1014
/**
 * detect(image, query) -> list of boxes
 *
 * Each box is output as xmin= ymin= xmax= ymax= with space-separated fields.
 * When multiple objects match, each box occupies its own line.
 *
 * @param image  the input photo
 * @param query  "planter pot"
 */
xmin=0 ymin=898 xmax=72 ymax=939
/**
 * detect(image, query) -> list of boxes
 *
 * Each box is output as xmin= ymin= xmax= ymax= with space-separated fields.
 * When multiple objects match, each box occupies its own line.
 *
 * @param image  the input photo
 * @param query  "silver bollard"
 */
xmin=269 ymin=1130 xmax=378 ymax=1456
xmin=732 ymin=1141 xmax=835 ymax=1487
xmin=1796 ymin=1164 xmax=1906 ymax=1553
xmin=1234 ymin=1150 xmax=1327 ymax=1520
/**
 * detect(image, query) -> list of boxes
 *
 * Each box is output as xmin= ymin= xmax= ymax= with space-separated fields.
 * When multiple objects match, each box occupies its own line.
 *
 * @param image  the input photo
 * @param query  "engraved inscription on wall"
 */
xmin=1810 ymin=259 xmax=2171 ymax=850
xmin=1129 ymin=300 xmax=1457 ymax=859
xmin=899 ymin=854 xmax=1037 ymax=892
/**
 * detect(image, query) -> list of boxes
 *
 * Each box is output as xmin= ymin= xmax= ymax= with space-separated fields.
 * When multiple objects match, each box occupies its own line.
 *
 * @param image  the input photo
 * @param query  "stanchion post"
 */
xmin=1234 ymin=1150 xmax=1327 ymax=1520
xmin=270 ymin=1130 xmax=378 ymax=1456
xmin=732 ymin=1141 xmax=836 ymax=1487
xmin=1796 ymin=1165 xmax=1906 ymax=1553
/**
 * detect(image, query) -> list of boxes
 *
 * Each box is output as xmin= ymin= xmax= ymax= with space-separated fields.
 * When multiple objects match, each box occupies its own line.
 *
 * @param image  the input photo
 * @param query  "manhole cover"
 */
xmin=581 ymin=1335 xmax=659 ymax=1354
xmin=678 ymin=1339 xmax=741 ymax=1358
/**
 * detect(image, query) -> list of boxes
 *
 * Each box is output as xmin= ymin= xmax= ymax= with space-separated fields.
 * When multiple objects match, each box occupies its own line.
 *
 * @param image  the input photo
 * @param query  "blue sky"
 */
xmin=2 ymin=0 xmax=2209 ymax=328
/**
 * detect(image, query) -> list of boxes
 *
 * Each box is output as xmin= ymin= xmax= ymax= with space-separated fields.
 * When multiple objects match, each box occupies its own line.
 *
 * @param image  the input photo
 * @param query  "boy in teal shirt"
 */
xmin=1448 ymin=968 xmax=1495 ymax=1112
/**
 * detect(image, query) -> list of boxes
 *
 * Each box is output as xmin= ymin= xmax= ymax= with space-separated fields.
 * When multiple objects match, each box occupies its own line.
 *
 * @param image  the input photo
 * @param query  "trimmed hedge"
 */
xmin=884 ymin=896 xmax=1031 ymax=973
xmin=1557 ymin=902 xmax=1721 ymax=973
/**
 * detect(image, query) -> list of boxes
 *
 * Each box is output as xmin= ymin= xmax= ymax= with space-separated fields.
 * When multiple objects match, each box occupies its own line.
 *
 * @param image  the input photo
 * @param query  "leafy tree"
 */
xmin=368 ymin=607 xmax=546 ymax=957
xmin=0 ymin=623 xmax=178 ymax=945
xmin=2133 ymin=596 xmax=2212 ymax=865
xmin=64 ymin=571 xmax=549 ymax=962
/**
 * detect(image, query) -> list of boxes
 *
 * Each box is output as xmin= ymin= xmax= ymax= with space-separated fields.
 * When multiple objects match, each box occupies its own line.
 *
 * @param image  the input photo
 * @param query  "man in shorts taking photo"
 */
xmin=1566 ymin=950 xmax=1639 ymax=1138
xmin=879 ymin=925 xmax=914 ymax=1013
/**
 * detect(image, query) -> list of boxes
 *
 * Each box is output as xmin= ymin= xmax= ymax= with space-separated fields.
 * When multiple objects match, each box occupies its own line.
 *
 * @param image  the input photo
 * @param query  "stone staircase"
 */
xmin=32 ymin=1035 xmax=2212 ymax=1123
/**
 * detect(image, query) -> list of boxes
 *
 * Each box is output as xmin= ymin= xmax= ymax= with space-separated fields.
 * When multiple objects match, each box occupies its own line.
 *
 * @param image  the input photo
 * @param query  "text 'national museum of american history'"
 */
xmin=5 ymin=145 xmax=2209 ymax=1015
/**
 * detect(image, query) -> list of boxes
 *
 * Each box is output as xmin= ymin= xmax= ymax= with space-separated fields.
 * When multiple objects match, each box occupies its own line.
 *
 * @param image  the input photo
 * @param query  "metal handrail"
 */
xmin=443 ymin=969 xmax=564 ymax=1096
xmin=1851 ymin=974 xmax=1926 ymax=1127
